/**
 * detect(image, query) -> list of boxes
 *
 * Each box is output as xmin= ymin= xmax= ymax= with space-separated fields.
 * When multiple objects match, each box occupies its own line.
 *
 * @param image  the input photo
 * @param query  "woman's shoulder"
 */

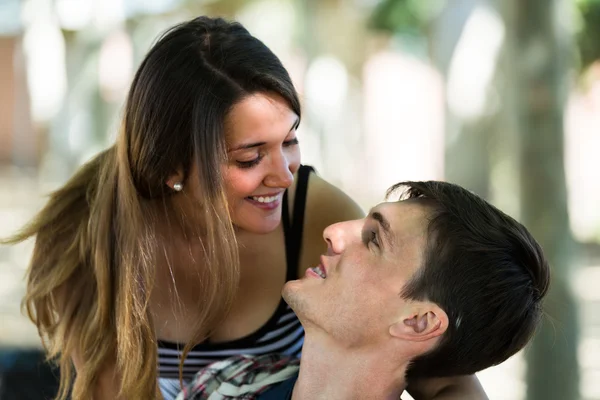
xmin=293 ymin=167 xmax=364 ymax=275
xmin=305 ymin=170 xmax=365 ymax=228
xmin=299 ymin=168 xmax=365 ymax=263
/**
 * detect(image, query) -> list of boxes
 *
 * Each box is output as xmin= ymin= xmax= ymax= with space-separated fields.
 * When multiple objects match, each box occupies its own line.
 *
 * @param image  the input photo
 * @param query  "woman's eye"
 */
xmin=283 ymin=138 xmax=299 ymax=147
xmin=236 ymin=156 xmax=263 ymax=169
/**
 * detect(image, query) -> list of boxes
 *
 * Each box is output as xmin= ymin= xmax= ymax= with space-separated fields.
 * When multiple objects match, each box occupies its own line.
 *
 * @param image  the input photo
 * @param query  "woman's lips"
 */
xmin=245 ymin=192 xmax=283 ymax=210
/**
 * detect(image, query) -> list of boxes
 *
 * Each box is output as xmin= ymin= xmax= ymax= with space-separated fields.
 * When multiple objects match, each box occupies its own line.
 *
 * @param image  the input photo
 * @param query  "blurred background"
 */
xmin=0 ymin=0 xmax=599 ymax=398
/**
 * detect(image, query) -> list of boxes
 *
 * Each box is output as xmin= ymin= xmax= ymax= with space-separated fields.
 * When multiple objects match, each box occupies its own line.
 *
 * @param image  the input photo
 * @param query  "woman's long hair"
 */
xmin=3 ymin=16 xmax=300 ymax=399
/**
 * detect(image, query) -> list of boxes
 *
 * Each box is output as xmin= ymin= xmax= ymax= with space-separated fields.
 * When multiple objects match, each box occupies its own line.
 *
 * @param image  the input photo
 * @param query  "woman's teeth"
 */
xmin=251 ymin=195 xmax=278 ymax=203
xmin=312 ymin=266 xmax=326 ymax=278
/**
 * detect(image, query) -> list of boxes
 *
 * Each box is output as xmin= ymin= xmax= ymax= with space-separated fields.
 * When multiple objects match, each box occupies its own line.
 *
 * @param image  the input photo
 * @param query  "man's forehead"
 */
xmin=369 ymin=200 xmax=429 ymax=277
xmin=369 ymin=200 xmax=429 ymax=241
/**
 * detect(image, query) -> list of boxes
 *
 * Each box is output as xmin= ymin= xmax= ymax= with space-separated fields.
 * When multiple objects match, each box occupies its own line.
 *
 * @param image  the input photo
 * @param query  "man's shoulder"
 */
xmin=258 ymin=374 xmax=298 ymax=400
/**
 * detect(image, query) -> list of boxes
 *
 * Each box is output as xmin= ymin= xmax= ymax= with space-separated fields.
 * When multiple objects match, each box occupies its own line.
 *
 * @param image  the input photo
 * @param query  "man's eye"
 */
xmin=369 ymin=231 xmax=379 ymax=248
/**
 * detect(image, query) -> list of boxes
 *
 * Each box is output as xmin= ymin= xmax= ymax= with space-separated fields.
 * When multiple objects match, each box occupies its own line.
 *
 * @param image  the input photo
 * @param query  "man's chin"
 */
xmin=282 ymin=281 xmax=304 ymax=312
xmin=281 ymin=281 xmax=295 ymax=302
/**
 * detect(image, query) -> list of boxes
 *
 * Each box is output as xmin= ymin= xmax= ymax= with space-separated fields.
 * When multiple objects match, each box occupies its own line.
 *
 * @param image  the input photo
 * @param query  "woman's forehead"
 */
xmin=224 ymin=93 xmax=297 ymax=143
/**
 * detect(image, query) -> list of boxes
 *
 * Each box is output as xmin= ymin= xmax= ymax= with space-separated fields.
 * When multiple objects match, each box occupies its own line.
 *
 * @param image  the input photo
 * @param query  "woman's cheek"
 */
xmin=288 ymin=147 xmax=301 ymax=173
xmin=226 ymin=169 xmax=264 ymax=197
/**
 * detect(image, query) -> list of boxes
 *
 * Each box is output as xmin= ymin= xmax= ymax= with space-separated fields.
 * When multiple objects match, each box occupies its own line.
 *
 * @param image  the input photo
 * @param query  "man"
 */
xmin=180 ymin=181 xmax=549 ymax=400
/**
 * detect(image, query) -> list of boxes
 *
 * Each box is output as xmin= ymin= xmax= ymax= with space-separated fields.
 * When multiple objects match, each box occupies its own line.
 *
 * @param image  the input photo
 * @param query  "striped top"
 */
xmin=157 ymin=165 xmax=314 ymax=397
xmin=157 ymin=304 xmax=304 ymax=379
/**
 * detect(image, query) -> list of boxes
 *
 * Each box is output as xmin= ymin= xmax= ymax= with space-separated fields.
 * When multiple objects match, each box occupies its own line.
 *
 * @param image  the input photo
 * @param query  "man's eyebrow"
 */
xmin=368 ymin=208 xmax=395 ymax=249
xmin=228 ymin=117 xmax=300 ymax=152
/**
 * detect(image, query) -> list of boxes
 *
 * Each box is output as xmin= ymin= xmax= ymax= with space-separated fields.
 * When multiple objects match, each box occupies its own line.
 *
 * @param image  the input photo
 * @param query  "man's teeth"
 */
xmin=312 ymin=266 xmax=326 ymax=278
xmin=251 ymin=195 xmax=278 ymax=203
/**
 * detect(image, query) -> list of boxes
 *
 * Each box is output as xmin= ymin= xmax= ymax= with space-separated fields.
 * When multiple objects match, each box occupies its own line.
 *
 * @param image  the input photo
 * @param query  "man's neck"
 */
xmin=292 ymin=333 xmax=409 ymax=400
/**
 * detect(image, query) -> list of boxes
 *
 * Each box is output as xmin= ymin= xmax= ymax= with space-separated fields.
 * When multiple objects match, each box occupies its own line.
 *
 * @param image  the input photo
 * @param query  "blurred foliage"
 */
xmin=370 ymin=0 xmax=600 ymax=72
xmin=368 ymin=0 xmax=446 ymax=34
xmin=576 ymin=0 xmax=600 ymax=71
xmin=180 ymin=0 xmax=247 ymax=17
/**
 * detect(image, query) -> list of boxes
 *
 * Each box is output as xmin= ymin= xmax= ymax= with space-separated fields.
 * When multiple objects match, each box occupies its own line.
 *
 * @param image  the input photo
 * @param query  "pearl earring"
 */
xmin=173 ymin=182 xmax=183 ymax=192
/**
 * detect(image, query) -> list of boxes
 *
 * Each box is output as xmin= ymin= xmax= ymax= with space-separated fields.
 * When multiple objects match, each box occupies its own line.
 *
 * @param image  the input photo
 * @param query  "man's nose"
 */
xmin=323 ymin=220 xmax=360 ymax=255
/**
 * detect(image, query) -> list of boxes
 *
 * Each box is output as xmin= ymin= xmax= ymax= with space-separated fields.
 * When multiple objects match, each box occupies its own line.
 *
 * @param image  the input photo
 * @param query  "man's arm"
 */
xmin=406 ymin=375 xmax=488 ymax=400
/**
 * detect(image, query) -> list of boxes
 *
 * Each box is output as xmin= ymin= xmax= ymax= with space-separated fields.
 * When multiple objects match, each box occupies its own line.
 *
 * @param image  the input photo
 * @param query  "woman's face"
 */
xmin=221 ymin=92 xmax=301 ymax=233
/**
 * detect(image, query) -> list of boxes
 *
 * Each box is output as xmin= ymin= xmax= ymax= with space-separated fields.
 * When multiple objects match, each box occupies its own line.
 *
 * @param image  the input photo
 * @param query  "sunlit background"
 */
xmin=0 ymin=0 xmax=599 ymax=399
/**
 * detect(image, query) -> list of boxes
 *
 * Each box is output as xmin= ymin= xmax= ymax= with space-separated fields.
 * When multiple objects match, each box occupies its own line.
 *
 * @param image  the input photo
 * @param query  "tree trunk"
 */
xmin=433 ymin=0 xmax=495 ymax=198
xmin=505 ymin=0 xmax=580 ymax=398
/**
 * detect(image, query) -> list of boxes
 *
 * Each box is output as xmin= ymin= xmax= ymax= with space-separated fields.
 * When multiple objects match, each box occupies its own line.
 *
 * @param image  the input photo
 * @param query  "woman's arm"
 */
xmin=71 ymin=352 xmax=123 ymax=400
xmin=71 ymin=352 xmax=164 ymax=400
xmin=406 ymin=375 xmax=488 ymax=400
xmin=57 ymin=283 xmax=163 ymax=400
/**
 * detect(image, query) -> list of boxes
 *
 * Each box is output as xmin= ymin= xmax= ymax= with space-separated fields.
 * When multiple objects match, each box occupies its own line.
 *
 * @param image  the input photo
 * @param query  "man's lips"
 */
xmin=306 ymin=268 xmax=323 ymax=279
xmin=308 ymin=257 xmax=327 ymax=279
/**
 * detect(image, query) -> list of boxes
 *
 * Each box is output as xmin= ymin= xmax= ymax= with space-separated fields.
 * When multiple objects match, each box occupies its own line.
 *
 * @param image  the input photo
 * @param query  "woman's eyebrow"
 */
xmin=228 ymin=118 xmax=299 ymax=152
xmin=228 ymin=141 xmax=266 ymax=152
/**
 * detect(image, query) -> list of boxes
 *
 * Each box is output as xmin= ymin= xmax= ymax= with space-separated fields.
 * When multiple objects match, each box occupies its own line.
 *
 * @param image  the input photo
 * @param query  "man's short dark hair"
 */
xmin=387 ymin=181 xmax=550 ymax=379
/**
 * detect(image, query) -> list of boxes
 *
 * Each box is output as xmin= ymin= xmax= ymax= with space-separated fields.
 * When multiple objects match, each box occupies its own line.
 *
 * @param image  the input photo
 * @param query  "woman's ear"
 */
xmin=166 ymin=168 xmax=185 ymax=191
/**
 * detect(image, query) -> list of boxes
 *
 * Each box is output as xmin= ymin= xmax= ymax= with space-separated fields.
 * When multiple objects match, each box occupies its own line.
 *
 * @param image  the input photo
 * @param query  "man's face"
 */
xmin=283 ymin=200 xmax=430 ymax=347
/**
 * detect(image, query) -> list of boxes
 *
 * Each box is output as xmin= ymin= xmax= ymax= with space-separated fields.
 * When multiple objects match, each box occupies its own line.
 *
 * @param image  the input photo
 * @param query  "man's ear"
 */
xmin=389 ymin=303 xmax=448 ymax=342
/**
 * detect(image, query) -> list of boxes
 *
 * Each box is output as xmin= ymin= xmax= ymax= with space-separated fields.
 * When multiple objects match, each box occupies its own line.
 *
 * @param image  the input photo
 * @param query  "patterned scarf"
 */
xmin=177 ymin=354 xmax=300 ymax=400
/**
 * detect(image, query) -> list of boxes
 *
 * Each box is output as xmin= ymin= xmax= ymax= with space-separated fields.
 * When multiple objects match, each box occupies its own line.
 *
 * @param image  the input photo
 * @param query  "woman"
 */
xmin=6 ymin=16 xmax=486 ymax=399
